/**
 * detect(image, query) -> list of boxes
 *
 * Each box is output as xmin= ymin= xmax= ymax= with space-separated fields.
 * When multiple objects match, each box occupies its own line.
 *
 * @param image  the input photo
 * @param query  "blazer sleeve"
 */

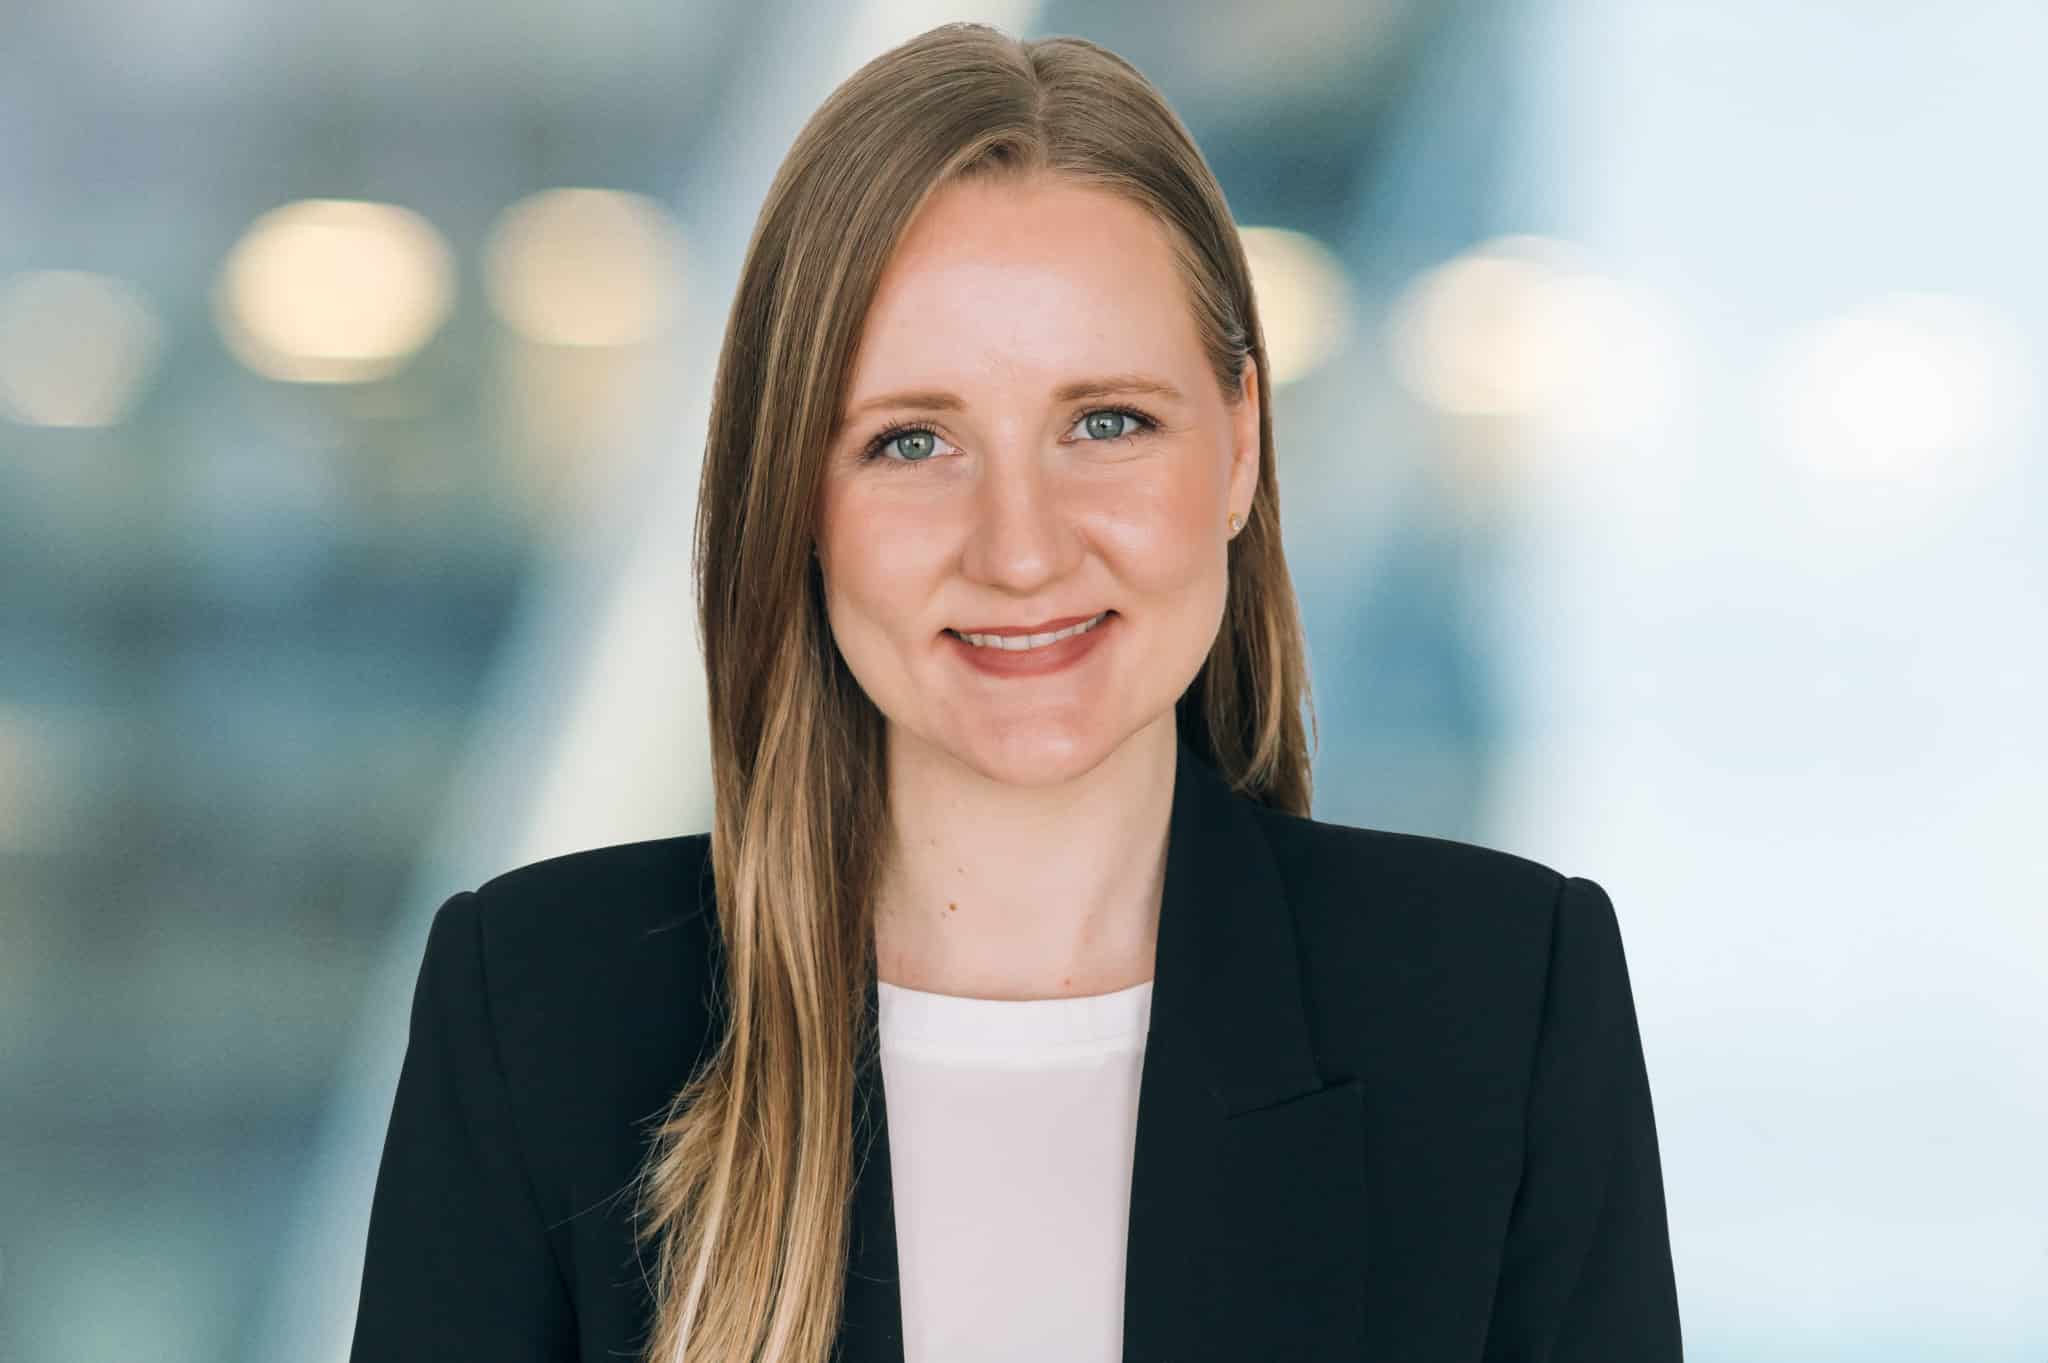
xmin=1483 ymin=875 xmax=1683 ymax=1362
xmin=350 ymin=889 xmax=579 ymax=1361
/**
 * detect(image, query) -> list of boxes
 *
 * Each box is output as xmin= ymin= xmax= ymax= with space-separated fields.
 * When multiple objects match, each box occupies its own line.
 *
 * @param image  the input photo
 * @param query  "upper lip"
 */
xmin=949 ymin=611 xmax=1110 ymax=637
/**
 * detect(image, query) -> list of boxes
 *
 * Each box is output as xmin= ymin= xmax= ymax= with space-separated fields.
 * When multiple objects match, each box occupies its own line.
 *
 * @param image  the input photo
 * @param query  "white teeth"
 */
xmin=956 ymin=611 xmax=1108 ymax=651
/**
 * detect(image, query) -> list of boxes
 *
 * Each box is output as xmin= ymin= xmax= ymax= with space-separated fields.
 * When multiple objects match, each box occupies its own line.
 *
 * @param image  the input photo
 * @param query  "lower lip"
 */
xmin=946 ymin=613 xmax=1116 ymax=677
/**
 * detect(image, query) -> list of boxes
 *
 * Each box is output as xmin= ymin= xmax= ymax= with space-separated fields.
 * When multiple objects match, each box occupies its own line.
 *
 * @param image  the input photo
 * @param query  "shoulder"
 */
xmin=432 ymin=833 xmax=721 ymax=1214
xmin=1246 ymin=803 xmax=1621 ymax=1074
xmin=1252 ymin=802 xmax=1565 ymax=895
xmin=451 ymin=827 xmax=711 ymax=980
xmin=454 ymin=828 xmax=719 ymax=1042
xmin=469 ymin=830 xmax=715 ymax=937
xmin=1250 ymin=801 xmax=1575 ymax=951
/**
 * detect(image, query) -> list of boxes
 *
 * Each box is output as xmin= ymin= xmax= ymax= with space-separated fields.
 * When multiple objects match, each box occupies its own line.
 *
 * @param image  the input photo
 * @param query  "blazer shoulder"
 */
xmin=434 ymin=833 xmax=721 ymax=1228
xmin=1247 ymin=805 xmax=1624 ymax=1102
xmin=1245 ymin=802 xmax=1622 ymax=1001
xmin=455 ymin=828 xmax=720 ymax=1050
xmin=469 ymin=830 xmax=713 ymax=934
xmin=1251 ymin=802 xmax=1570 ymax=919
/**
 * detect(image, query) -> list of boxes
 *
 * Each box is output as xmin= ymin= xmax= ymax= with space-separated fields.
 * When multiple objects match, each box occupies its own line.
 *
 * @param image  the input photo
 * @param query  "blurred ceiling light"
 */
xmin=1388 ymin=235 xmax=1682 ymax=440
xmin=1528 ymin=272 xmax=1684 ymax=442
xmin=1241 ymin=226 xmax=1354 ymax=387
xmin=214 ymin=199 xmax=455 ymax=384
xmin=1390 ymin=237 xmax=1556 ymax=416
xmin=482 ymin=188 xmax=686 ymax=348
xmin=1766 ymin=292 xmax=2034 ymax=480
xmin=0 ymin=270 xmax=164 ymax=427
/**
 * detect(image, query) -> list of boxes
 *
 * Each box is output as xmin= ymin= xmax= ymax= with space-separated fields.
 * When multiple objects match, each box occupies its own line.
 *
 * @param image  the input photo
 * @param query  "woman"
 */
xmin=349 ymin=22 xmax=1681 ymax=1363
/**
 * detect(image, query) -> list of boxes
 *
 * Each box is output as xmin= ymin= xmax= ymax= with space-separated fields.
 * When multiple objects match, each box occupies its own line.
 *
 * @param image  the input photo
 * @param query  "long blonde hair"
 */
xmin=629 ymin=22 xmax=1316 ymax=1363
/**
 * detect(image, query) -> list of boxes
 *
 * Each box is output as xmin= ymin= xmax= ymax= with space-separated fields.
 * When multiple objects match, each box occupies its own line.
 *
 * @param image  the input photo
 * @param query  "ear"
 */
xmin=1227 ymin=355 xmax=1261 ymax=520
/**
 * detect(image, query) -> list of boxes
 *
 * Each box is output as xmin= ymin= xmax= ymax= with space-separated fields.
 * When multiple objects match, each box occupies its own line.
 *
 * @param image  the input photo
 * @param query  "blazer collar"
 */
xmin=834 ymin=734 xmax=1368 ymax=1362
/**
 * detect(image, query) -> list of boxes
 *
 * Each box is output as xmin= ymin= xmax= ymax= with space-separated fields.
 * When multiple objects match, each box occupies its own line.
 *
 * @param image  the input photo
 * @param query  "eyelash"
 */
xmin=858 ymin=404 xmax=1162 ymax=465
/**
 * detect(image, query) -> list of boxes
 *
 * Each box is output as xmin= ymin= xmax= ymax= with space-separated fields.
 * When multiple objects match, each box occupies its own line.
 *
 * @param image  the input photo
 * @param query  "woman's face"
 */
xmin=814 ymin=173 xmax=1260 ymax=788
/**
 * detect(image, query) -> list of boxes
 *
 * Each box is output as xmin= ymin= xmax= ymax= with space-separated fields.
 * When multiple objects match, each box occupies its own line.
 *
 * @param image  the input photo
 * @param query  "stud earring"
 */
xmin=1228 ymin=512 xmax=1245 ymax=536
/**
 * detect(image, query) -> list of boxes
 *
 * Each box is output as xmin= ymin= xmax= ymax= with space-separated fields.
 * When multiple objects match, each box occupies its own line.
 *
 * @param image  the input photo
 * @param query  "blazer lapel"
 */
xmin=832 ymin=735 xmax=1368 ymax=1363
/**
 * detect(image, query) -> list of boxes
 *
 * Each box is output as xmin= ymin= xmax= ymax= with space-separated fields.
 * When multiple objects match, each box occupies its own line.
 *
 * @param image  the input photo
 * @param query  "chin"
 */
xmin=947 ymin=718 xmax=1142 ymax=790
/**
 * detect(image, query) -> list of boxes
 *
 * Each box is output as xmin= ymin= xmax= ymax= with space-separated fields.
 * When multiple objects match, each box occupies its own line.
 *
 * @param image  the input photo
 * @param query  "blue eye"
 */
xmin=1071 ymin=405 xmax=1160 ymax=443
xmin=857 ymin=422 xmax=954 ymax=465
xmin=857 ymin=404 xmax=1161 ymax=465
xmin=1079 ymin=409 xmax=1142 ymax=440
xmin=868 ymin=426 xmax=942 ymax=462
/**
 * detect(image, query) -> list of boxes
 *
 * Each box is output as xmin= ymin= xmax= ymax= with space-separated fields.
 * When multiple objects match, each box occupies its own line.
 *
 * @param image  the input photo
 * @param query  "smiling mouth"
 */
xmin=944 ymin=610 xmax=1114 ymax=651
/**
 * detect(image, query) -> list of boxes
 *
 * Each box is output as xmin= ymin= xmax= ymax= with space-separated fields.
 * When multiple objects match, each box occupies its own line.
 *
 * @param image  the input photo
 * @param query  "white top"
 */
xmin=876 ymin=975 xmax=1155 ymax=1363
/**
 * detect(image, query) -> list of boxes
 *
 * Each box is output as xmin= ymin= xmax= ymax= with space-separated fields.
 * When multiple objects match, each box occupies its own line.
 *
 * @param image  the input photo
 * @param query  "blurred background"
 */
xmin=2 ymin=0 xmax=2043 ymax=1359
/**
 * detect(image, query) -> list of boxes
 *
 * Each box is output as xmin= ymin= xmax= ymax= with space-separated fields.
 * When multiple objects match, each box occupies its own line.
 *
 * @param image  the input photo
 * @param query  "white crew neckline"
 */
xmin=876 ymin=976 xmax=1154 ymax=1064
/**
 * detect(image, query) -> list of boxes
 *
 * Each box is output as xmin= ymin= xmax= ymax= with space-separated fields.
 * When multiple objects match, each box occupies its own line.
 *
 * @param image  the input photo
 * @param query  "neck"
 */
xmin=872 ymin=715 xmax=1176 ymax=1001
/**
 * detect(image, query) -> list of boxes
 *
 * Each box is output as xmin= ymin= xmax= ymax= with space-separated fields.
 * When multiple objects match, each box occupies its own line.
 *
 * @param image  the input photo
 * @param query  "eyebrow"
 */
xmin=842 ymin=373 xmax=1188 ymax=422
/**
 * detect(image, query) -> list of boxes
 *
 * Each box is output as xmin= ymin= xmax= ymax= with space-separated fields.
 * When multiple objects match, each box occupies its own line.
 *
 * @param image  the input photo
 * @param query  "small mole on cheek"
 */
xmin=947 ymin=902 xmax=957 ymax=914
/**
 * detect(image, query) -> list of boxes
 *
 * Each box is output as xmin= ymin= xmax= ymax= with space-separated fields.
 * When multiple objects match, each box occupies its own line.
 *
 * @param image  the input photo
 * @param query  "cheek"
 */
xmin=1096 ymin=457 xmax=1226 ymax=590
xmin=816 ymin=490 xmax=940 ymax=640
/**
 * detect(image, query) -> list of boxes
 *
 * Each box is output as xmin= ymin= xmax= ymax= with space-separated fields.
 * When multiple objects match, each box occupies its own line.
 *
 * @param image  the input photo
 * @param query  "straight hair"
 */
xmin=628 ymin=22 xmax=1316 ymax=1363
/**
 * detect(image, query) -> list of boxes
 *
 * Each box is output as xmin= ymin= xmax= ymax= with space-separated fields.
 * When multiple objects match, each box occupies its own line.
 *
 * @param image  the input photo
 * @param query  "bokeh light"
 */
xmin=0 ymin=270 xmax=164 ymax=427
xmin=1766 ymin=291 xmax=2034 ymax=482
xmin=1240 ymin=225 xmax=1354 ymax=387
xmin=481 ymin=188 xmax=686 ymax=348
xmin=213 ymin=199 xmax=456 ymax=384
xmin=1387 ymin=234 xmax=1683 ymax=441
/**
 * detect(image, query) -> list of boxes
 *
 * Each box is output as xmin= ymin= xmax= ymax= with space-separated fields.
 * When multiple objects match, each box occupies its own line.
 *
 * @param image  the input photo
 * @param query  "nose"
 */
xmin=957 ymin=442 xmax=1077 ymax=594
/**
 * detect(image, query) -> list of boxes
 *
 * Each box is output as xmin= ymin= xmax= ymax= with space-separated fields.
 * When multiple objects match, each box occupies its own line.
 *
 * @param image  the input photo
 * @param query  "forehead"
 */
xmin=845 ymin=176 xmax=1202 ymax=397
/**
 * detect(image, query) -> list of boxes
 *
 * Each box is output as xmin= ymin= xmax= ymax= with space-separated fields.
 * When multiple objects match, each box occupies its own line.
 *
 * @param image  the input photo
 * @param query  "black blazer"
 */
xmin=350 ymin=737 xmax=1682 ymax=1362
